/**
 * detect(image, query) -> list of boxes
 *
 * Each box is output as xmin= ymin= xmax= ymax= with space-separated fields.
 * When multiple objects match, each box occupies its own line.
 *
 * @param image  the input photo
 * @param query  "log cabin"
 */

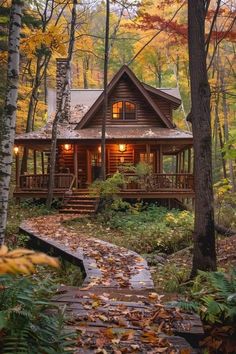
xmin=14 ymin=60 xmax=194 ymax=212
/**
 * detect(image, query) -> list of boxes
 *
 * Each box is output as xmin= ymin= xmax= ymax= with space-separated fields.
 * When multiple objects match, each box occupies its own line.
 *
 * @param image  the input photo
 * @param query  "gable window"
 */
xmin=112 ymin=101 xmax=136 ymax=120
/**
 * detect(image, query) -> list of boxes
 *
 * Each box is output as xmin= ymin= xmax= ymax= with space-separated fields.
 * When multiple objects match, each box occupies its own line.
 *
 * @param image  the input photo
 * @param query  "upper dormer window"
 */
xmin=112 ymin=101 xmax=136 ymax=120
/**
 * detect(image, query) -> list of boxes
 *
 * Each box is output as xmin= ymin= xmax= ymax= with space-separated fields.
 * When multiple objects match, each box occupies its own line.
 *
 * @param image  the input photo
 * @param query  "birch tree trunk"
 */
xmin=46 ymin=0 xmax=77 ymax=208
xmin=188 ymin=0 xmax=216 ymax=276
xmin=0 ymin=0 xmax=24 ymax=244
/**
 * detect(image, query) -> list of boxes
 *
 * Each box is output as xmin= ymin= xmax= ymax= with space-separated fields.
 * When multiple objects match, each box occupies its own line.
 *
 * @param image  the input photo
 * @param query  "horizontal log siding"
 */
xmin=149 ymin=92 xmax=173 ymax=122
xmin=57 ymin=146 xmax=74 ymax=174
xmin=87 ymin=75 xmax=166 ymax=128
xmin=108 ymin=144 xmax=134 ymax=174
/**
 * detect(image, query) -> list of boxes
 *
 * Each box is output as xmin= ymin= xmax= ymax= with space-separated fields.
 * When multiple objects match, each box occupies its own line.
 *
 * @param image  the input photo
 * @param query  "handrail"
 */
xmin=19 ymin=173 xmax=75 ymax=190
xmin=69 ymin=175 xmax=76 ymax=191
xmin=119 ymin=173 xmax=194 ymax=192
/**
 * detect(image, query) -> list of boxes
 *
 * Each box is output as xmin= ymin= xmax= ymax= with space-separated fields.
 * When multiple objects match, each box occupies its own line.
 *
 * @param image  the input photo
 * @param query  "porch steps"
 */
xmin=60 ymin=189 xmax=99 ymax=215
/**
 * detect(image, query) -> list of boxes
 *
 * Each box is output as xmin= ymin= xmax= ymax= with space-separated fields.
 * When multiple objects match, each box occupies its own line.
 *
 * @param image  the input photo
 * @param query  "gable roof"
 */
xmin=142 ymin=83 xmax=181 ymax=108
xmin=76 ymin=65 xmax=175 ymax=129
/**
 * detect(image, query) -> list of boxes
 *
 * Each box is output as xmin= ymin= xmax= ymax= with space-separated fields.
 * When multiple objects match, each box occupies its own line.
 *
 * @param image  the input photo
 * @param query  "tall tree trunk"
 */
xmin=215 ymin=90 xmax=227 ymax=179
xmin=188 ymin=0 xmax=216 ymax=277
xmin=46 ymin=0 xmax=77 ymax=208
xmin=82 ymin=57 xmax=89 ymax=89
xmin=21 ymin=54 xmax=50 ymax=174
xmin=221 ymin=74 xmax=235 ymax=191
xmin=101 ymin=0 xmax=110 ymax=180
xmin=0 ymin=0 xmax=23 ymax=244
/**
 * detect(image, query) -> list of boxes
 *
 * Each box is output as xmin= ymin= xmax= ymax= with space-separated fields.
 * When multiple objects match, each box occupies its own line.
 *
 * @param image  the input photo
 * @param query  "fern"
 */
xmin=176 ymin=268 xmax=236 ymax=325
xmin=0 ymin=275 xmax=76 ymax=353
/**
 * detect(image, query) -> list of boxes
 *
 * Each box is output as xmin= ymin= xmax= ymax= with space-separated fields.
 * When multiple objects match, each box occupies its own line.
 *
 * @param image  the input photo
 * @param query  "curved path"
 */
xmin=20 ymin=214 xmax=203 ymax=353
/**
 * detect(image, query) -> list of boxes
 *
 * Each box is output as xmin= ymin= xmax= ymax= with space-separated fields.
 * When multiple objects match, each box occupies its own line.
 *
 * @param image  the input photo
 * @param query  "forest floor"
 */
xmin=6 ymin=200 xmax=236 ymax=297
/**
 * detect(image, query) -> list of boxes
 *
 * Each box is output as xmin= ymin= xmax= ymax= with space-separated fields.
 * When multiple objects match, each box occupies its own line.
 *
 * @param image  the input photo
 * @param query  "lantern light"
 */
xmin=14 ymin=146 xmax=19 ymax=155
xmin=64 ymin=144 xmax=71 ymax=151
xmin=118 ymin=144 xmax=127 ymax=153
xmin=98 ymin=145 xmax=101 ymax=153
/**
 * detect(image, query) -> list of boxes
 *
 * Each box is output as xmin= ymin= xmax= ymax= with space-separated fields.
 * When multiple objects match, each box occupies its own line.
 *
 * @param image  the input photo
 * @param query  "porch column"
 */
xmin=41 ymin=152 xmax=45 ymax=174
xmin=15 ymin=151 xmax=20 ymax=189
xmin=188 ymin=148 xmax=191 ymax=173
xmin=74 ymin=144 xmax=78 ymax=188
xmin=182 ymin=150 xmax=186 ymax=172
xmin=176 ymin=154 xmax=179 ymax=174
xmin=178 ymin=152 xmax=182 ymax=173
xmin=33 ymin=150 xmax=37 ymax=174
xmin=86 ymin=149 xmax=92 ymax=184
xmin=159 ymin=145 xmax=163 ymax=173
xmin=146 ymin=144 xmax=150 ymax=164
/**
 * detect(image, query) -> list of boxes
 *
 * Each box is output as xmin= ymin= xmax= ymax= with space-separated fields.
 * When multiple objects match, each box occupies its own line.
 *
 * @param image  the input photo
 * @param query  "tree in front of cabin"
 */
xmin=46 ymin=0 xmax=78 ymax=207
xmin=0 ymin=0 xmax=24 ymax=245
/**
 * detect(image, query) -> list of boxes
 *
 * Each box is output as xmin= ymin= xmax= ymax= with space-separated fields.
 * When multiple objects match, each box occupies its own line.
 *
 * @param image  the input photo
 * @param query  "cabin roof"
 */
xmin=48 ymin=83 xmax=181 ymax=126
xmin=76 ymin=65 xmax=175 ymax=129
xmin=15 ymin=124 xmax=192 ymax=143
xmin=16 ymin=65 xmax=192 ymax=145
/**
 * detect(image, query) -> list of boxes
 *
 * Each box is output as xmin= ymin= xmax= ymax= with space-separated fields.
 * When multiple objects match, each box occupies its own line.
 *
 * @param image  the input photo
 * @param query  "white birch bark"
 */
xmin=0 ymin=0 xmax=24 ymax=244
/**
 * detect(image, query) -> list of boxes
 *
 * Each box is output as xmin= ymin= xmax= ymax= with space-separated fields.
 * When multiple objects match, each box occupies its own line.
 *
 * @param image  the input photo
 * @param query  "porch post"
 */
xmin=33 ymin=150 xmax=37 ymax=174
xmin=176 ymin=154 xmax=179 ymax=174
xmin=179 ymin=152 xmax=182 ymax=173
xmin=182 ymin=150 xmax=186 ymax=172
xmin=15 ymin=152 xmax=20 ymax=189
xmin=41 ymin=152 xmax=45 ymax=174
xmin=87 ymin=149 xmax=92 ymax=184
xmin=146 ymin=144 xmax=150 ymax=164
xmin=188 ymin=148 xmax=191 ymax=173
xmin=159 ymin=145 xmax=163 ymax=173
xmin=74 ymin=144 xmax=78 ymax=188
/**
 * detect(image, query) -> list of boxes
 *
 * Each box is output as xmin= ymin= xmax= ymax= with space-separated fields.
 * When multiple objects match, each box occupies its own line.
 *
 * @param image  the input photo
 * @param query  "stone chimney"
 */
xmin=56 ymin=58 xmax=71 ymax=122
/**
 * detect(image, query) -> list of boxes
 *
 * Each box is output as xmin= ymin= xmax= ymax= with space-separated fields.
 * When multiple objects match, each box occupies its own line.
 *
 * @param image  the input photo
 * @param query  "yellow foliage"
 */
xmin=0 ymin=245 xmax=59 ymax=275
xmin=21 ymin=26 xmax=67 ymax=59
xmin=0 ymin=51 xmax=8 ymax=64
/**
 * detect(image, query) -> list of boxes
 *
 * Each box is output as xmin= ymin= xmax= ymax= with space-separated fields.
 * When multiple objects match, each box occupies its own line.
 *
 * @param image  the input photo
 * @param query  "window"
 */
xmin=112 ymin=101 xmax=136 ymax=120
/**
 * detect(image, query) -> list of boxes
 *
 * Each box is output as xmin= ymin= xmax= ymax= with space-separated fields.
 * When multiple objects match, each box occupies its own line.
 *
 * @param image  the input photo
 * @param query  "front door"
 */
xmin=87 ymin=148 xmax=102 ymax=183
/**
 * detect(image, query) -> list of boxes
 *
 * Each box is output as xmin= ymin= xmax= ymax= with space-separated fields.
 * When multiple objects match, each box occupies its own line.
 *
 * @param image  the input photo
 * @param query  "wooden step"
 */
xmin=61 ymin=190 xmax=99 ymax=214
xmin=60 ymin=208 xmax=95 ymax=214
xmin=64 ymin=201 xmax=97 ymax=206
xmin=63 ymin=204 xmax=96 ymax=210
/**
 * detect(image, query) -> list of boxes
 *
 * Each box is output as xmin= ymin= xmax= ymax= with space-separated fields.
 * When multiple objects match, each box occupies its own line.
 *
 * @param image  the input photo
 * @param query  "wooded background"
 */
xmin=0 ymin=0 xmax=235 ymax=186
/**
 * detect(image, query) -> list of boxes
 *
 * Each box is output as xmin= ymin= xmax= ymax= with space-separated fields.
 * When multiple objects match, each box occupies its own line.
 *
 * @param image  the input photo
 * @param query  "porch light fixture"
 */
xmin=14 ymin=146 xmax=19 ymax=155
xmin=98 ymin=145 xmax=101 ymax=153
xmin=118 ymin=144 xmax=127 ymax=153
xmin=64 ymin=144 xmax=71 ymax=151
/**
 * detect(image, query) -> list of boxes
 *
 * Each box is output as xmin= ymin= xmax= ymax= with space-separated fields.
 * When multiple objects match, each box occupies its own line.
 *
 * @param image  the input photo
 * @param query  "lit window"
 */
xmin=112 ymin=101 xmax=123 ymax=119
xmin=112 ymin=101 xmax=136 ymax=120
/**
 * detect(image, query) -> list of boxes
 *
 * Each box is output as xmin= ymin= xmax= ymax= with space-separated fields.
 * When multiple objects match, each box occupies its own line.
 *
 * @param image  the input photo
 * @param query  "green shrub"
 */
xmin=0 ymin=275 xmax=75 ymax=353
xmin=153 ymin=263 xmax=190 ymax=293
xmin=214 ymin=179 xmax=236 ymax=229
xmin=177 ymin=268 xmax=236 ymax=324
xmin=89 ymin=171 xmax=125 ymax=199
xmin=96 ymin=205 xmax=194 ymax=254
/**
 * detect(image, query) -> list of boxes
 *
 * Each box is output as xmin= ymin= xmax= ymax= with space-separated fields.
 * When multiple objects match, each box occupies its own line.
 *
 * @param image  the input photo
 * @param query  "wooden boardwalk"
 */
xmin=20 ymin=214 xmax=203 ymax=353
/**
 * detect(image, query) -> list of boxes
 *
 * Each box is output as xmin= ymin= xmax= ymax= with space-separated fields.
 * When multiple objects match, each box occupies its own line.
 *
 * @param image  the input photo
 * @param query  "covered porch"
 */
xmin=13 ymin=139 xmax=195 ymax=200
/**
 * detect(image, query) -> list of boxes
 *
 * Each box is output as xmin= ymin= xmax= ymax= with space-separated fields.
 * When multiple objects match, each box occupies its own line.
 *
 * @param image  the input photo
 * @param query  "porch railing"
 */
xmin=19 ymin=174 xmax=75 ymax=190
xmin=122 ymin=173 xmax=194 ymax=191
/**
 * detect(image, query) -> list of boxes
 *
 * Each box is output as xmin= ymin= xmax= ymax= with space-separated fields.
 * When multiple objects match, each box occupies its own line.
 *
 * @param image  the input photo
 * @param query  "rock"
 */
xmin=143 ymin=253 xmax=167 ymax=266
